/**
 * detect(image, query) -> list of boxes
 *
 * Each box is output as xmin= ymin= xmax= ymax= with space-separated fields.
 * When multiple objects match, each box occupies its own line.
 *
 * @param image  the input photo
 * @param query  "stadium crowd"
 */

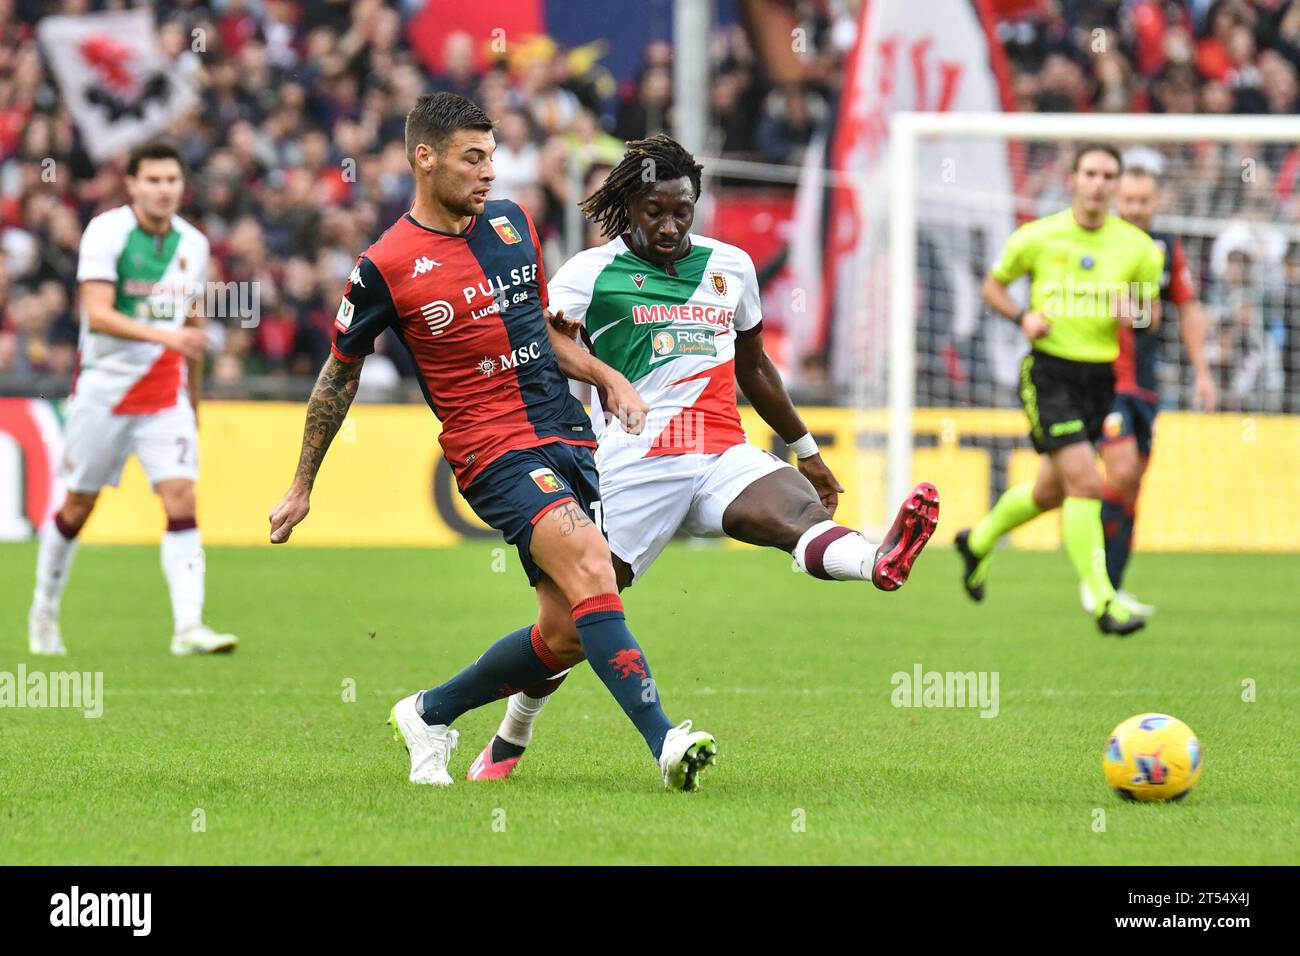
xmin=1 ymin=0 xmax=1297 ymax=410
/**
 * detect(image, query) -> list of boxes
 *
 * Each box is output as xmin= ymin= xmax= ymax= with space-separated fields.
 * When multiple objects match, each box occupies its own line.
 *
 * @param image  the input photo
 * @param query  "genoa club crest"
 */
xmin=708 ymin=271 xmax=727 ymax=296
xmin=490 ymin=216 xmax=522 ymax=245
xmin=529 ymin=468 xmax=562 ymax=493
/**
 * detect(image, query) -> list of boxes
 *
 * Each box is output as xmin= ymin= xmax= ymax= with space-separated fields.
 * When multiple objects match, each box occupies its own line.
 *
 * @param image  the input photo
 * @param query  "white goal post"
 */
xmin=887 ymin=111 xmax=1300 ymax=531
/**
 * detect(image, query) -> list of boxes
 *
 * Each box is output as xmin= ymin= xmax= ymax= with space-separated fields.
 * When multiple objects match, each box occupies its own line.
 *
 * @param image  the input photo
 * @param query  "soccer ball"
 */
xmin=1102 ymin=713 xmax=1203 ymax=802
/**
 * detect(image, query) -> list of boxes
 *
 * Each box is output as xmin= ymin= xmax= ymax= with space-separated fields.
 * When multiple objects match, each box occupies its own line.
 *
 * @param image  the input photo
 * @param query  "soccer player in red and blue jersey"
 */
xmin=1084 ymin=165 xmax=1218 ymax=618
xmin=267 ymin=93 xmax=717 ymax=791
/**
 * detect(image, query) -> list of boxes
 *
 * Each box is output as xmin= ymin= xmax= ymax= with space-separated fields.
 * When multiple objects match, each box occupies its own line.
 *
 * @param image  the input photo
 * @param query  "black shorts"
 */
xmin=461 ymin=441 xmax=603 ymax=587
xmin=1102 ymin=392 xmax=1158 ymax=458
xmin=1018 ymin=350 xmax=1115 ymax=454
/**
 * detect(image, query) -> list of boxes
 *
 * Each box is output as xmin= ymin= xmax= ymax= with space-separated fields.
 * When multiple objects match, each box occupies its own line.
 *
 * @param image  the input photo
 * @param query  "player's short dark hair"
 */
xmin=127 ymin=140 xmax=184 ymax=177
xmin=1072 ymin=142 xmax=1123 ymax=173
xmin=405 ymin=93 xmax=494 ymax=161
xmin=579 ymin=133 xmax=704 ymax=239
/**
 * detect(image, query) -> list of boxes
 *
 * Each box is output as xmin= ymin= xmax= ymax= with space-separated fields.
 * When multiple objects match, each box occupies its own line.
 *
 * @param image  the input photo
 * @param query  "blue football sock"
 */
xmin=1101 ymin=493 xmax=1135 ymax=589
xmin=573 ymin=594 xmax=674 ymax=758
xmin=419 ymin=624 xmax=561 ymax=726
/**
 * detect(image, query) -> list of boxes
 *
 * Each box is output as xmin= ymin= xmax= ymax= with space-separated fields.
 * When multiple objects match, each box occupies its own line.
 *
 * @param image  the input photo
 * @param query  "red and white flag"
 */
xmin=794 ymin=0 xmax=1019 ymax=391
xmin=37 ymin=9 xmax=196 ymax=163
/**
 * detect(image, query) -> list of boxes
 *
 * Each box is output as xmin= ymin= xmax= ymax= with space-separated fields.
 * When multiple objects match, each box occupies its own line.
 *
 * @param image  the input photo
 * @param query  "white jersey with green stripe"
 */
xmin=74 ymin=204 xmax=209 ymax=414
xmin=548 ymin=234 xmax=761 ymax=467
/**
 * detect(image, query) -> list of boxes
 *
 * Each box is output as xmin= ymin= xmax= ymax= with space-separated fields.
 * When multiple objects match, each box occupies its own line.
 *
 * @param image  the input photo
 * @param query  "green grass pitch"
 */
xmin=1 ymin=540 xmax=1297 ymax=865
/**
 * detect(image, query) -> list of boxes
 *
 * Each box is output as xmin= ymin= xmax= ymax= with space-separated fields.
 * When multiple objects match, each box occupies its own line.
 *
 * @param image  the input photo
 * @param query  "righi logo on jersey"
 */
xmin=420 ymin=300 xmax=456 ymax=336
xmin=412 ymin=257 xmax=441 ymax=277
xmin=490 ymin=216 xmax=522 ymax=245
xmin=475 ymin=340 xmax=543 ymax=376
xmin=652 ymin=328 xmax=716 ymax=358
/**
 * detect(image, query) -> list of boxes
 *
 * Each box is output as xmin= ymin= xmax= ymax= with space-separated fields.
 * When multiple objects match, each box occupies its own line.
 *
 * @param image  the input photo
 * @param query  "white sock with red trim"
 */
xmin=793 ymin=519 xmax=875 ymax=581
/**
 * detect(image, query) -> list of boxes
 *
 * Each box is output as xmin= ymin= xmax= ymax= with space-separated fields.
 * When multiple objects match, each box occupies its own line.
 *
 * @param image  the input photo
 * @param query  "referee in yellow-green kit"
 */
xmin=955 ymin=143 xmax=1164 ymax=635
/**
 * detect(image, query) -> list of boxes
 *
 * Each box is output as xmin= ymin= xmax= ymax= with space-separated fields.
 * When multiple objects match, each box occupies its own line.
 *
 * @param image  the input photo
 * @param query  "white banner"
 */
xmin=822 ymin=0 xmax=1020 ymax=395
xmin=37 ymin=10 xmax=196 ymax=163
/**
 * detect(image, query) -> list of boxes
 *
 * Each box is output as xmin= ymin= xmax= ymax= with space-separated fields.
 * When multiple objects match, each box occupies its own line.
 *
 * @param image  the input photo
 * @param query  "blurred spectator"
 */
xmin=0 ymin=0 xmax=1296 ymax=415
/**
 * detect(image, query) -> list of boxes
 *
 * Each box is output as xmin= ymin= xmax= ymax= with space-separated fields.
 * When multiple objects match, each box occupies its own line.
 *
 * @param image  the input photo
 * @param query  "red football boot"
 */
xmin=871 ymin=482 xmax=940 ymax=591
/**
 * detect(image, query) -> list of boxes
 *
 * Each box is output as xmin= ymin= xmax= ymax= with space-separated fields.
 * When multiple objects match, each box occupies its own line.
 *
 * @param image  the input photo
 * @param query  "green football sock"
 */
xmin=1062 ymin=496 xmax=1116 ymax=610
xmin=969 ymin=482 xmax=1044 ymax=556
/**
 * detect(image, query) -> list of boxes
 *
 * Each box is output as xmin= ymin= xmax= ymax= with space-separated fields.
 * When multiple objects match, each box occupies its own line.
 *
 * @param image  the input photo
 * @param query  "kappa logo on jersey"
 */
xmin=631 ymin=272 xmax=646 ymax=289
xmin=490 ymin=216 xmax=522 ymax=245
xmin=334 ymin=297 xmax=355 ymax=332
xmin=529 ymin=467 xmax=562 ymax=493
xmin=708 ymin=271 xmax=727 ymax=296
xmin=412 ymin=256 xmax=441 ymax=277
xmin=348 ymin=264 xmax=366 ymax=288
xmin=420 ymin=300 xmax=456 ymax=336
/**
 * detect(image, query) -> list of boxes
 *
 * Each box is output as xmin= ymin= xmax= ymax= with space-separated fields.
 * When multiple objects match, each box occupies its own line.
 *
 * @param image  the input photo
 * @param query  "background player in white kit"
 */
xmin=27 ymin=141 xmax=237 ymax=656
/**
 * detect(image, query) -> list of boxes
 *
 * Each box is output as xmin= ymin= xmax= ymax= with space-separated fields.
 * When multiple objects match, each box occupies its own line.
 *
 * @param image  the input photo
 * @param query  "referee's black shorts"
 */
xmin=1018 ymin=350 xmax=1115 ymax=455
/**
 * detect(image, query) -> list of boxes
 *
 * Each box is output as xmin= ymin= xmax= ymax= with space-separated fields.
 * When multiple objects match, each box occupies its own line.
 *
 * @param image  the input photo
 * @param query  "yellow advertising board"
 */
xmin=1 ymin=400 xmax=1294 ymax=551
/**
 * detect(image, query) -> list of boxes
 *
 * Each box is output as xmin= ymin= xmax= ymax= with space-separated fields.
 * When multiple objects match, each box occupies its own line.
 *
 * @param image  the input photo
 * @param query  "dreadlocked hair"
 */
xmin=579 ymin=134 xmax=704 ymax=239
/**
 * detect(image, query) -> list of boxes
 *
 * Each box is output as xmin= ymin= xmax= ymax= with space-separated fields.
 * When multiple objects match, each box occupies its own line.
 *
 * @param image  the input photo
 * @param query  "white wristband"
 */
xmin=788 ymin=433 xmax=819 ymax=459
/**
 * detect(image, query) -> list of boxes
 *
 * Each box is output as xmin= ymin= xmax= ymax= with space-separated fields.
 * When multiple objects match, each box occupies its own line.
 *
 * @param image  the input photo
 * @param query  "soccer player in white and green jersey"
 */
xmin=27 ymin=141 xmax=237 ymax=656
xmin=954 ymin=143 xmax=1164 ymax=637
xmin=465 ymin=134 xmax=940 ymax=780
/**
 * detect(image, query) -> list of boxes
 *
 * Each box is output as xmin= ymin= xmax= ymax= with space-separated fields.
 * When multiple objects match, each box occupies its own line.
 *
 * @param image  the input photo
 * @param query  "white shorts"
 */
xmin=62 ymin=399 xmax=199 ymax=493
xmin=601 ymin=441 xmax=790 ymax=583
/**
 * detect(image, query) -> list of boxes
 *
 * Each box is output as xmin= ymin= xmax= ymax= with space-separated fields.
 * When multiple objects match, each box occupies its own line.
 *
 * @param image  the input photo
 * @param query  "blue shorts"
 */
xmin=462 ymin=441 xmax=603 ymax=587
xmin=1102 ymin=393 xmax=1158 ymax=457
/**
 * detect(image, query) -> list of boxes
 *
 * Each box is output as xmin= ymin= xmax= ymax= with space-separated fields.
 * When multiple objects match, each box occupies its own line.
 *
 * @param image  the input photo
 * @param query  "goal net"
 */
xmin=874 ymin=112 xmax=1300 ymax=554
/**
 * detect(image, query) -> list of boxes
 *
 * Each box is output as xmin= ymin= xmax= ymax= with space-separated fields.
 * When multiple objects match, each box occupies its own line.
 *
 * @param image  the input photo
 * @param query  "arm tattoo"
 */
xmin=294 ymin=354 xmax=362 ymax=488
xmin=554 ymin=501 xmax=594 ymax=537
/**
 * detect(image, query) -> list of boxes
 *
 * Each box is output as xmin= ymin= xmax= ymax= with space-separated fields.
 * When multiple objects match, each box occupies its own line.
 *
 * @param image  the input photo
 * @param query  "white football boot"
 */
xmin=170 ymin=625 xmax=239 ymax=655
xmin=389 ymin=692 xmax=459 ymax=786
xmin=1079 ymin=583 xmax=1155 ymax=618
xmin=28 ymin=606 xmax=66 ymax=656
xmin=1115 ymin=590 xmax=1156 ymax=617
xmin=659 ymin=720 xmax=718 ymax=791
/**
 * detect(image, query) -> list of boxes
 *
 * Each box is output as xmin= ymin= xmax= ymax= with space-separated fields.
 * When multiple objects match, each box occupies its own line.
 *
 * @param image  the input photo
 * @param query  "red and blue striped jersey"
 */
xmin=1115 ymin=231 xmax=1195 ymax=402
xmin=330 ymin=199 xmax=595 ymax=488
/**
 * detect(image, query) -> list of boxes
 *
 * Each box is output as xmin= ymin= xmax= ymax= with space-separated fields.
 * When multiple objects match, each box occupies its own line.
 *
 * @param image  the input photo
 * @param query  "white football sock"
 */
xmin=33 ymin=519 xmax=80 ymax=615
xmin=497 ymin=687 xmax=558 ymax=748
xmin=161 ymin=527 xmax=205 ymax=633
xmin=793 ymin=519 xmax=876 ymax=581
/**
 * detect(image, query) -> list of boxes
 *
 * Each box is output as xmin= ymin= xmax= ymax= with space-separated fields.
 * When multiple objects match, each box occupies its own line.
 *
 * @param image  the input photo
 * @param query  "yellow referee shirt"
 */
xmin=991 ymin=208 xmax=1164 ymax=363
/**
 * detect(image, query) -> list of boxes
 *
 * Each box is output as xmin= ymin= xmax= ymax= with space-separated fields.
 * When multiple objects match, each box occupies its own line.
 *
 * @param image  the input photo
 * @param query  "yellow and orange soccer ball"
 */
xmin=1103 ymin=713 xmax=1203 ymax=802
